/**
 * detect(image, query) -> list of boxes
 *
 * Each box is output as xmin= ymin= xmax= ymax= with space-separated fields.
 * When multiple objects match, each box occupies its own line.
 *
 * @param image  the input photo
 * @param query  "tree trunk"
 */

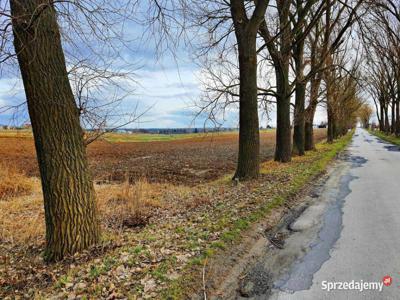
xmin=391 ymin=102 xmax=395 ymax=133
xmin=373 ymin=98 xmax=381 ymax=130
xmin=384 ymin=105 xmax=390 ymax=133
xmin=327 ymin=103 xmax=334 ymax=143
xmin=396 ymin=99 xmax=400 ymax=136
xmin=305 ymin=76 xmax=321 ymax=150
xmin=305 ymin=107 xmax=316 ymax=150
xmin=292 ymin=40 xmax=306 ymax=156
xmin=379 ymin=101 xmax=385 ymax=131
xmin=11 ymin=0 xmax=100 ymax=262
xmin=326 ymin=70 xmax=335 ymax=143
xmin=275 ymin=66 xmax=292 ymax=162
xmin=233 ymin=33 xmax=260 ymax=180
xmin=293 ymin=82 xmax=306 ymax=155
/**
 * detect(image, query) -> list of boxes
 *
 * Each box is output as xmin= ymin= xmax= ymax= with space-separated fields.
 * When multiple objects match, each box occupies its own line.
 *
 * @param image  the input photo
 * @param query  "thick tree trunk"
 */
xmin=293 ymin=40 xmax=306 ymax=156
xmin=305 ymin=77 xmax=321 ymax=151
xmin=293 ymin=83 xmax=306 ymax=155
xmin=327 ymin=103 xmax=334 ymax=143
xmin=275 ymin=66 xmax=292 ymax=162
xmin=379 ymin=102 xmax=385 ymax=131
xmin=233 ymin=34 xmax=260 ymax=180
xmin=391 ymin=102 xmax=395 ymax=133
xmin=326 ymin=73 xmax=335 ymax=143
xmin=273 ymin=2 xmax=292 ymax=162
xmin=305 ymin=107 xmax=316 ymax=151
xmin=384 ymin=106 xmax=390 ymax=133
xmin=11 ymin=0 xmax=100 ymax=262
xmin=373 ymin=99 xmax=381 ymax=130
xmin=396 ymin=99 xmax=400 ymax=136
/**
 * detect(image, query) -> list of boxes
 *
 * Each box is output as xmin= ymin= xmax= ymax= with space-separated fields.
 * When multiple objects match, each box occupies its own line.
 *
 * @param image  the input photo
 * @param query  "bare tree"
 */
xmin=229 ymin=1 xmax=268 ymax=179
xmin=303 ymin=0 xmax=364 ymax=146
xmin=68 ymin=60 xmax=150 ymax=145
xmin=10 ymin=0 xmax=100 ymax=261
xmin=360 ymin=0 xmax=400 ymax=135
xmin=184 ymin=1 xmax=268 ymax=180
xmin=324 ymin=37 xmax=363 ymax=141
xmin=3 ymin=0 xmax=169 ymax=261
xmin=257 ymin=0 xmax=333 ymax=161
xmin=358 ymin=103 xmax=374 ymax=128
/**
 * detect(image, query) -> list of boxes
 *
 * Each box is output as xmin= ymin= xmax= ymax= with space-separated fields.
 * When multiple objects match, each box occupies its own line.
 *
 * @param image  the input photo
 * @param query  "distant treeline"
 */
xmin=103 ymin=127 xmax=239 ymax=134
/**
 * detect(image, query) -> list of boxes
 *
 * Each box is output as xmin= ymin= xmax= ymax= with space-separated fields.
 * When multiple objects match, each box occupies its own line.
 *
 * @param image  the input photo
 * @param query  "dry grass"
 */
xmin=0 ymin=164 xmax=35 ymax=201
xmin=0 ymin=169 xmax=43 ymax=244
xmin=97 ymin=178 xmax=163 ymax=229
xmin=0 ymin=165 xmax=38 ymax=243
xmin=0 ymin=195 xmax=44 ymax=244
xmin=0 ymin=167 xmax=167 ymax=244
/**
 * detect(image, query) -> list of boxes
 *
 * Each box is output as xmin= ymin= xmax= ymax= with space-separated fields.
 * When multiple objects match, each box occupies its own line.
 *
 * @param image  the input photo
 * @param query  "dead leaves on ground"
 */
xmin=0 ymin=139 xmax=339 ymax=299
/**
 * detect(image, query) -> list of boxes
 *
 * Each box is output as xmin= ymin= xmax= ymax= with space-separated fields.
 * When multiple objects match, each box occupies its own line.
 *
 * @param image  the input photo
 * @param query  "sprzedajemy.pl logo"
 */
xmin=321 ymin=276 xmax=393 ymax=292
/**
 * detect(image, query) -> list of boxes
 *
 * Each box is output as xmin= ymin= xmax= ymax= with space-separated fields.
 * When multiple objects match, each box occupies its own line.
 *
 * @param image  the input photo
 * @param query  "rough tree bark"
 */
xmin=292 ymin=0 xmax=310 ymax=156
xmin=326 ymin=73 xmax=335 ymax=143
xmin=293 ymin=38 xmax=306 ymax=156
xmin=233 ymin=34 xmax=260 ymax=179
xmin=384 ymin=104 xmax=390 ymax=133
xmin=396 ymin=87 xmax=400 ymax=136
xmin=305 ymin=17 xmax=324 ymax=151
xmin=275 ymin=65 xmax=292 ymax=162
xmin=305 ymin=76 xmax=322 ymax=150
xmin=11 ymin=0 xmax=100 ymax=262
xmin=327 ymin=104 xmax=335 ymax=143
xmin=379 ymin=99 xmax=385 ymax=131
xmin=304 ymin=112 xmax=315 ymax=150
xmin=391 ymin=101 xmax=395 ymax=133
xmin=273 ymin=2 xmax=292 ymax=162
xmin=231 ymin=0 xmax=267 ymax=180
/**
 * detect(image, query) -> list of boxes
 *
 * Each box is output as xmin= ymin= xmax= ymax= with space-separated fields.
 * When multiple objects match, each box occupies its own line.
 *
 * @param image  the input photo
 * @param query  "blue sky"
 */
xmin=0 ymin=23 xmax=237 ymax=128
xmin=0 ymin=53 xmax=328 ymax=128
xmin=0 ymin=46 xmax=210 ymax=128
xmin=0 ymin=3 xmax=328 ymax=129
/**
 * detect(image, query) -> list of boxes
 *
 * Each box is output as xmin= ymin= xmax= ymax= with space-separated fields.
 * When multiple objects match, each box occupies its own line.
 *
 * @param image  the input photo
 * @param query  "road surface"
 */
xmin=241 ymin=128 xmax=400 ymax=300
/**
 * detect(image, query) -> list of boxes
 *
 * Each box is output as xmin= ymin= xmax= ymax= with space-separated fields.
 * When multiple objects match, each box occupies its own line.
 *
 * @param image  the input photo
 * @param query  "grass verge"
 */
xmin=0 ymin=132 xmax=352 ymax=300
xmin=368 ymin=129 xmax=400 ymax=145
xmin=162 ymin=131 xmax=353 ymax=298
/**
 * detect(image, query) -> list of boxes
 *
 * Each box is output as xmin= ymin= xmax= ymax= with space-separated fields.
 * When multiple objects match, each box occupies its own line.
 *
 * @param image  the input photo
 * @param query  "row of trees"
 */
xmin=194 ymin=0 xmax=364 ymax=179
xmin=362 ymin=0 xmax=400 ymax=135
xmin=0 ymin=0 xmax=389 ymax=261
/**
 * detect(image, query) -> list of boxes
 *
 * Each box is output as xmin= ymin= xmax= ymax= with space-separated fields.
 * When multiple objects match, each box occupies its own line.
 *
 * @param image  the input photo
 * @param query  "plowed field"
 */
xmin=0 ymin=129 xmax=326 ymax=185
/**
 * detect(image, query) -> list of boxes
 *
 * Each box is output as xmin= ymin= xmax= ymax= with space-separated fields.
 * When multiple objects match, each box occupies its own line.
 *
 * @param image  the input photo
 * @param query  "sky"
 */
xmin=0 ymin=2 xmax=329 ymax=129
xmin=0 ymin=47 xmax=329 ymax=129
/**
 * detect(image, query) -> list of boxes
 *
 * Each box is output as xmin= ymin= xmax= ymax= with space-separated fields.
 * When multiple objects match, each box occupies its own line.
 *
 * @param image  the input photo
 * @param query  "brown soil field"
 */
xmin=0 ymin=130 xmax=326 ymax=185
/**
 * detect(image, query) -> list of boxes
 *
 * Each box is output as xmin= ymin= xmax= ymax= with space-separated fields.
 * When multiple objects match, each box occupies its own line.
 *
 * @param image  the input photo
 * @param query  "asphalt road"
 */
xmin=243 ymin=128 xmax=400 ymax=300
